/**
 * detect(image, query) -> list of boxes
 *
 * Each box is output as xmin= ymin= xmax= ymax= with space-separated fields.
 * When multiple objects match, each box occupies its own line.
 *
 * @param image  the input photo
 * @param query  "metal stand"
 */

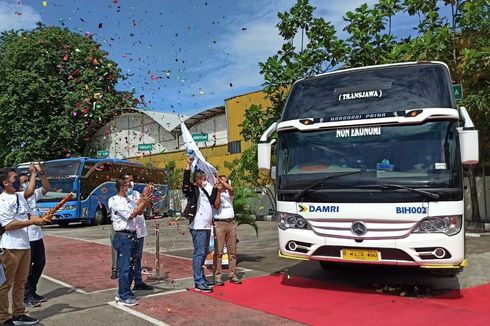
xmin=147 ymin=223 xmax=169 ymax=281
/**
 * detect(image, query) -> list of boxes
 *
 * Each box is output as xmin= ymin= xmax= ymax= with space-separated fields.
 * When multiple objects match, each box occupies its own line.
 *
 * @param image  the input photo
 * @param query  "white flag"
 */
xmin=180 ymin=121 xmax=217 ymax=185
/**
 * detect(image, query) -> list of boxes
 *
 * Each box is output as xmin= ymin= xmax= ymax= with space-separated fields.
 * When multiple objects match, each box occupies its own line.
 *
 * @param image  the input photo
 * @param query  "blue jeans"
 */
xmin=190 ymin=229 xmax=211 ymax=287
xmin=113 ymin=232 xmax=137 ymax=300
xmin=133 ymin=237 xmax=144 ymax=285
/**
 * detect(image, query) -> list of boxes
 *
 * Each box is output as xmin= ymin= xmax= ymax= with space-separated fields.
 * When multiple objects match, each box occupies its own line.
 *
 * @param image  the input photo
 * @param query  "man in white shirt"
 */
xmin=109 ymin=176 xmax=151 ymax=307
xmin=213 ymin=175 xmax=241 ymax=285
xmin=0 ymin=168 xmax=51 ymax=326
xmin=124 ymin=173 xmax=152 ymax=291
xmin=21 ymin=163 xmax=50 ymax=308
xmin=182 ymin=157 xmax=219 ymax=293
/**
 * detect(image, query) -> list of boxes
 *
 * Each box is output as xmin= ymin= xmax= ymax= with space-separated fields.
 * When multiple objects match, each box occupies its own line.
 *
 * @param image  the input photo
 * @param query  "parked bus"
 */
xmin=16 ymin=157 xmax=168 ymax=226
xmin=258 ymin=61 xmax=479 ymax=275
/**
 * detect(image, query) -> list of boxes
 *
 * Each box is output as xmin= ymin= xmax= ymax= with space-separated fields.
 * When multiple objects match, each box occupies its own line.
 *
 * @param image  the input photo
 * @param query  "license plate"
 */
xmin=342 ymin=249 xmax=379 ymax=261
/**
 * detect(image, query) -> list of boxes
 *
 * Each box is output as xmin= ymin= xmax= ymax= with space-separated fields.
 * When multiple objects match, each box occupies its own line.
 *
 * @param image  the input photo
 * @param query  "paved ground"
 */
xmin=17 ymin=219 xmax=490 ymax=325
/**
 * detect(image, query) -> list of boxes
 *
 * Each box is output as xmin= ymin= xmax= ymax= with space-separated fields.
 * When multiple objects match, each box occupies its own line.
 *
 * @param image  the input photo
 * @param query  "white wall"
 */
xmin=90 ymin=112 xmax=228 ymax=159
xmin=178 ymin=114 xmax=228 ymax=150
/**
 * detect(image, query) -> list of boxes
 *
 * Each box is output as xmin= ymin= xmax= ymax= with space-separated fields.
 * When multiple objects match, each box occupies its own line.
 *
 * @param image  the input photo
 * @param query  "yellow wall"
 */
xmin=226 ymin=90 xmax=272 ymax=147
xmin=130 ymin=89 xmax=271 ymax=175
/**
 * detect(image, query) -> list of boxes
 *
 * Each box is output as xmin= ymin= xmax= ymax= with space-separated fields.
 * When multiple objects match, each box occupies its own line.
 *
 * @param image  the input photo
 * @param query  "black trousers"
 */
xmin=24 ymin=238 xmax=46 ymax=299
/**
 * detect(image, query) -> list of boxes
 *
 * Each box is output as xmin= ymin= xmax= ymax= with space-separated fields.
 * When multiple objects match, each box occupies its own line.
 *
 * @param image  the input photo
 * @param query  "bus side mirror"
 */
xmin=458 ymin=128 xmax=479 ymax=165
xmin=258 ymin=141 xmax=272 ymax=175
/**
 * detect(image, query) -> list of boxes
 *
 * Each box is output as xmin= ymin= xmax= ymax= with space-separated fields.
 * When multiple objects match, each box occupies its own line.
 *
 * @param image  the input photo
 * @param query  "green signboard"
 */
xmin=192 ymin=133 xmax=209 ymax=142
xmin=138 ymin=143 xmax=153 ymax=151
xmin=96 ymin=150 xmax=109 ymax=158
xmin=453 ymin=84 xmax=463 ymax=102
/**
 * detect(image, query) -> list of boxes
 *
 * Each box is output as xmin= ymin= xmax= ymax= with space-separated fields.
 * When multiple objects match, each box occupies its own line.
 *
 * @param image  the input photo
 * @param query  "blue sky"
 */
xmin=0 ymin=0 xmax=449 ymax=116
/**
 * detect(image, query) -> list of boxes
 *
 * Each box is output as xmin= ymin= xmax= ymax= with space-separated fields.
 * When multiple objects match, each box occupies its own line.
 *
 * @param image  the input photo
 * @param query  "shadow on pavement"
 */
xmin=274 ymin=260 xmax=461 ymax=298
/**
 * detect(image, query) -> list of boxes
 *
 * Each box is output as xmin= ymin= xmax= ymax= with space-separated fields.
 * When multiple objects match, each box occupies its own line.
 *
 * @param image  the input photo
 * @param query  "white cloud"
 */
xmin=0 ymin=1 xmax=41 ymax=32
xmin=197 ymin=0 xmax=379 ymax=98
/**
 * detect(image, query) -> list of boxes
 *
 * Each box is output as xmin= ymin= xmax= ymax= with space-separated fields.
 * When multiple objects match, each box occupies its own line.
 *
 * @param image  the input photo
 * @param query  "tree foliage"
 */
xmin=239 ymin=0 xmax=489 ymax=192
xmin=0 ymin=25 xmax=135 ymax=166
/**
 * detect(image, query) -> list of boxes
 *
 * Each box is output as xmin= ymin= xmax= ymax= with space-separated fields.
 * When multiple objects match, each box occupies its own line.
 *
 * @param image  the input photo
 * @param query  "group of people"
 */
xmin=0 ymin=163 xmax=51 ymax=326
xmin=182 ymin=156 xmax=240 ymax=293
xmin=108 ymin=173 xmax=154 ymax=307
xmin=0 ymin=157 xmax=240 ymax=322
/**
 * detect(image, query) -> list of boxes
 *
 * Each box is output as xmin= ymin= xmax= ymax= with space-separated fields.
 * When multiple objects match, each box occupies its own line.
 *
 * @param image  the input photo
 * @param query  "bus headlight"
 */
xmin=63 ymin=205 xmax=76 ymax=211
xmin=412 ymin=215 xmax=462 ymax=236
xmin=278 ymin=212 xmax=309 ymax=230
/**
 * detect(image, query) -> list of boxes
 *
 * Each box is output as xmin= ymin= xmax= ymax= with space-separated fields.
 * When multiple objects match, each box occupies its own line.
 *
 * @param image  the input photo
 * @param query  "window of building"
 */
xmin=228 ymin=140 xmax=241 ymax=154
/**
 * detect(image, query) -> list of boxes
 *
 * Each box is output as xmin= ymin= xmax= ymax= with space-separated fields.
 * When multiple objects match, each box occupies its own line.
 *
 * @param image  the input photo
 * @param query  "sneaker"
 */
xmin=23 ymin=298 xmax=41 ymax=308
xmin=229 ymin=276 xmax=242 ymax=284
xmin=32 ymin=294 xmax=47 ymax=303
xmin=110 ymin=270 xmax=118 ymax=280
xmin=11 ymin=314 xmax=39 ymax=325
xmin=117 ymin=298 xmax=138 ymax=307
xmin=213 ymin=279 xmax=224 ymax=286
xmin=115 ymin=294 xmax=136 ymax=302
xmin=194 ymin=283 xmax=213 ymax=293
xmin=0 ymin=319 xmax=15 ymax=326
xmin=133 ymin=282 xmax=153 ymax=290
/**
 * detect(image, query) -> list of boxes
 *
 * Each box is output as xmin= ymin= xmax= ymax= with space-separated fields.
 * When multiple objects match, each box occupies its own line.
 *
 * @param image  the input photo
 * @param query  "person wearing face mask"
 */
xmin=182 ymin=156 xmax=219 ymax=293
xmin=0 ymin=168 xmax=52 ymax=326
xmin=108 ymin=176 xmax=152 ymax=307
xmin=21 ymin=163 xmax=50 ymax=308
xmin=124 ymin=174 xmax=153 ymax=291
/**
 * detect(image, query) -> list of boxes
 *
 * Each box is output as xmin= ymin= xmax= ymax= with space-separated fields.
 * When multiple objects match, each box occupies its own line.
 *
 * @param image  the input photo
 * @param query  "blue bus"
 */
xmin=16 ymin=157 xmax=169 ymax=226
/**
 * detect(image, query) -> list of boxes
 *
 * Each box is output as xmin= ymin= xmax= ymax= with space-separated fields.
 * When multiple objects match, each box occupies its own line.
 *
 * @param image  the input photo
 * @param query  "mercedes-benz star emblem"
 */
xmin=351 ymin=221 xmax=367 ymax=236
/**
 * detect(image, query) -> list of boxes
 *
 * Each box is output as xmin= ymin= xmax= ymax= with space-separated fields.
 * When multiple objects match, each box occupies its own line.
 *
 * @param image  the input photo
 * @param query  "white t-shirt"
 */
xmin=108 ymin=195 xmax=136 ymax=232
xmin=0 ymin=191 xmax=32 ymax=249
xmin=129 ymin=190 xmax=147 ymax=238
xmin=27 ymin=188 xmax=44 ymax=241
xmin=214 ymin=191 xmax=234 ymax=220
xmin=190 ymin=188 xmax=213 ymax=230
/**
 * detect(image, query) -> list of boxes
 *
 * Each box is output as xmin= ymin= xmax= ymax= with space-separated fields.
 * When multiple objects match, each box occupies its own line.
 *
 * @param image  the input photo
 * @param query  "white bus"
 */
xmin=258 ymin=62 xmax=479 ymax=275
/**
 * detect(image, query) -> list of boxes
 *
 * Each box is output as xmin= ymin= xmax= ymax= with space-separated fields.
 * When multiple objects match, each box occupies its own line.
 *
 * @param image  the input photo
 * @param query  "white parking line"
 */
xmin=107 ymin=301 xmax=170 ymax=326
xmin=41 ymin=275 xmax=88 ymax=294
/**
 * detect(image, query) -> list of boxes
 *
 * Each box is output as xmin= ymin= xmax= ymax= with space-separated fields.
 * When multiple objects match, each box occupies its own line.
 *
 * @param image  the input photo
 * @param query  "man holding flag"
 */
xmin=180 ymin=120 xmax=220 ymax=292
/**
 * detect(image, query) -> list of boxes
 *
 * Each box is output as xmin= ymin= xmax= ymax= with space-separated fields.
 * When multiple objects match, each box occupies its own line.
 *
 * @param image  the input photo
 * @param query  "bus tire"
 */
xmin=58 ymin=220 xmax=70 ymax=227
xmin=92 ymin=207 xmax=106 ymax=226
xmin=144 ymin=206 xmax=154 ymax=220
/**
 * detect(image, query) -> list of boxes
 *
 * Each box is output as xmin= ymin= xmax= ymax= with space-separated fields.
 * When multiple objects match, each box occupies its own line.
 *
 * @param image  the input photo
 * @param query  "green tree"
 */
xmin=255 ymin=0 xmax=346 ymax=136
xmin=240 ymin=0 xmax=489 ymax=222
xmin=0 ymin=25 xmax=135 ymax=166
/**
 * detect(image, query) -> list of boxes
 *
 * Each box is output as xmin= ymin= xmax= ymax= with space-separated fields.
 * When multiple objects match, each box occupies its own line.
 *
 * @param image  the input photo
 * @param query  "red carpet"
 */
xmin=132 ymin=290 xmax=303 ymax=325
xmin=44 ymin=235 xmax=198 ymax=292
xmin=201 ymin=274 xmax=490 ymax=326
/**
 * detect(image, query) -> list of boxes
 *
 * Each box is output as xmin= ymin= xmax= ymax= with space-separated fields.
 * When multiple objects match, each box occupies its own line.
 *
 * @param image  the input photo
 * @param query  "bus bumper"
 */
xmin=278 ymin=228 xmax=467 ymax=269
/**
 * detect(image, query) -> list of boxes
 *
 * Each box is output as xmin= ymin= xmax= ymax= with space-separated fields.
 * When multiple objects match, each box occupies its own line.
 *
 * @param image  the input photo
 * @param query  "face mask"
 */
xmin=12 ymin=178 xmax=21 ymax=191
xmin=127 ymin=181 xmax=134 ymax=195
xmin=22 ymin=182 xmax=28 ymax=191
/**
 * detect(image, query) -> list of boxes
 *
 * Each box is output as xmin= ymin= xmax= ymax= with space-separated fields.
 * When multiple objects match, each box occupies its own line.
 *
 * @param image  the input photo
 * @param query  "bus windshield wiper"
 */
xmin=294 ymin=170 xmax=364 ymax=201
xmin=355 ymin=183 xmax=440 ymax=200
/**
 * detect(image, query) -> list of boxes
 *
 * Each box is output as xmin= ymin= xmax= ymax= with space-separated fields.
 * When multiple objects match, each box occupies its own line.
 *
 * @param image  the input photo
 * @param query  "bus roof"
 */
xmin=16 ymin=157 xmax=141 ymax=169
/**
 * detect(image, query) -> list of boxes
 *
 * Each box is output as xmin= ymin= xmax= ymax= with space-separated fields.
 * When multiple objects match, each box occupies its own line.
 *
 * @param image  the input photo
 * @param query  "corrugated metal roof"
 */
xmin=172 ymin=106 xmax=225 ymax=133
xmin=121 ymin=108 xmax=188 ymax=132
xmin=142 ymin=110 xmax=187 ymax=132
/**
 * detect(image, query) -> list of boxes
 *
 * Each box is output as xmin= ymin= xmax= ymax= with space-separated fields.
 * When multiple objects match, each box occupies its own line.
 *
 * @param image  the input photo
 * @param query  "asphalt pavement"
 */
xmin=20 ymin=219 xmax=490 ymax=325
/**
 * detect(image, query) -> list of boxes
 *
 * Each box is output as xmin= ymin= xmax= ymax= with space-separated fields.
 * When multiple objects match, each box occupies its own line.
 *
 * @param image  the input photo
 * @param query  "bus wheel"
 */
xmin=92 ymin=208 xmax=106 ymax=226
xmin=58 ymin=221 xmax=70 ymax=227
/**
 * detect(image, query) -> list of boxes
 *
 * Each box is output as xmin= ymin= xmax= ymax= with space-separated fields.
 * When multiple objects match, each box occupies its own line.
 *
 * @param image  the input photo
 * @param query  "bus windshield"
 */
xmin=276 ymin=121 xmax=462 ymax=202
xmin=282 ymin=63 xmax=454 ymax=121
xmin=43 ymin=160 xmax=81 ymax=177
xmin=36 ymin=178 xmax=77 ymax=202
